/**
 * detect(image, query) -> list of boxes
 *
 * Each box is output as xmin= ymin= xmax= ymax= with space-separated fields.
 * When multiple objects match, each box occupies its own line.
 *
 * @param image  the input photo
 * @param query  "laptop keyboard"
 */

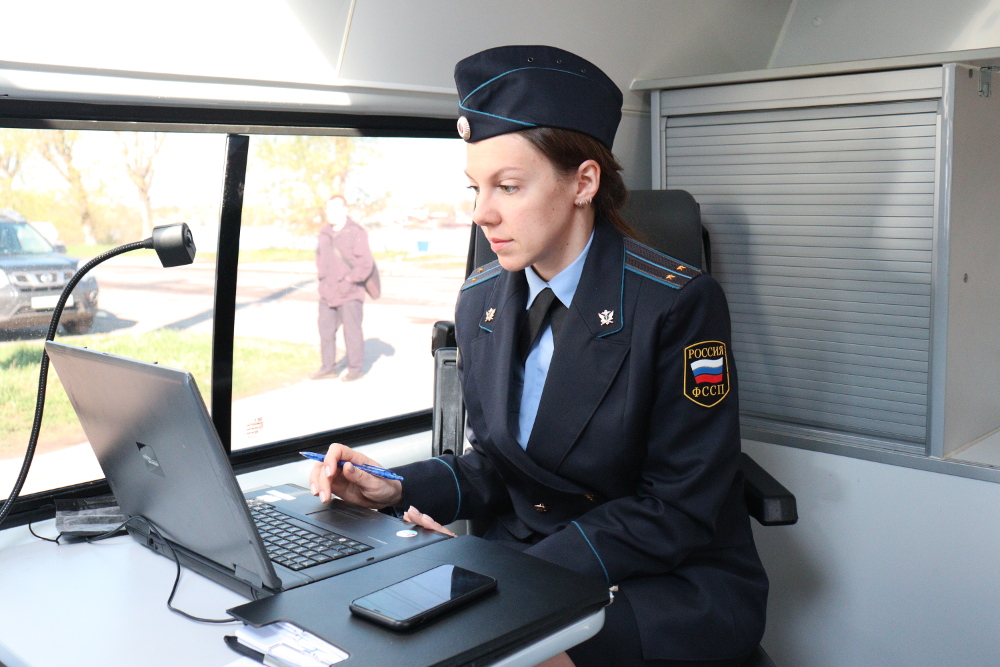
xmin=248 ymin=500 xmax=374 ymax=571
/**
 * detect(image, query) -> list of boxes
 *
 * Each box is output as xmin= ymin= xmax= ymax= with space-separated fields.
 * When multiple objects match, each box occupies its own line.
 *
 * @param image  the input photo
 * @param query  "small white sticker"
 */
xmin=268 ymin=490 xmax=296 ymax=501
xmin=256 ymin=494 xmax=279 ymax=503
xmin=396 ymin=529 xmax=418 ymax=538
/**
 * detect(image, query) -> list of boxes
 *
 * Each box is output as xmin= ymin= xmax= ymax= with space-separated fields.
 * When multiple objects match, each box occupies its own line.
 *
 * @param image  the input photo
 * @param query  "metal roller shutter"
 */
xmin=665 ymin=100 xmax=937 ymax=445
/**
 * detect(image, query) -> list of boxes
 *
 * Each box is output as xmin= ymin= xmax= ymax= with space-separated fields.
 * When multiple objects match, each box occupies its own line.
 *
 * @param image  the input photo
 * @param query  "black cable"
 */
xmin=86 ymin=515 xmax=239 ymax=624
xmin=0 ymin=240 xmax=152 ymax=530
xmin=27 ymin=521 xmax=61 ymax=543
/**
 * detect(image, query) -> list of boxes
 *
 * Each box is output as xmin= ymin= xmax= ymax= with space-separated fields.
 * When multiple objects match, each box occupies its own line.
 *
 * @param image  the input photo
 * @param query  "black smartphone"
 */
xmin=349 ymin=564 xmax=497 ymax=630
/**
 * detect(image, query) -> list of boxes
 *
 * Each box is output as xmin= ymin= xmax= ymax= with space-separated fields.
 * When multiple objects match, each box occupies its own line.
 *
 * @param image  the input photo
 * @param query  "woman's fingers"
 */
xmin=310 ymin=443 xmax=402 ymax=508
xmin=403 ymin=506 xmax=457 ymax=537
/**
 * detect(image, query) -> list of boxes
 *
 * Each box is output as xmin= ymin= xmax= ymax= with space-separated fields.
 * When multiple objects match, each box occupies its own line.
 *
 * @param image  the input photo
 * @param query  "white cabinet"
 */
xmin=651 ymin=65 xmax=1000 ymax=459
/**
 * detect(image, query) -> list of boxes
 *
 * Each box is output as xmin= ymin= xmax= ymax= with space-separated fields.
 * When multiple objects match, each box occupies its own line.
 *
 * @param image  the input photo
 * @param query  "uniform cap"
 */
xmin=454 ymin=45 xmax=623 ymax=149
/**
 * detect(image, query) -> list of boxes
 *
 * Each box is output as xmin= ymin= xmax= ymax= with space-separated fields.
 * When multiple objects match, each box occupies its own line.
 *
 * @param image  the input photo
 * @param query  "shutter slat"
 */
xmin=667 ymin=160 xmax=936 ymax=176
xmin=741 ymin=402 xmax=926 ymax=440
xmin=738 ymin=377 xmax=926 ymax=411
xmin=732 ymin=334 xmax=929 ymax=366
xmin=671 ymin=148 xmax=937 ymax=166
xmin=697 ymin=193 xmax=935 ymax=206
xmin=667 ymin=112 xmax=939 ymax=139
xmin=716 ymin=263 xmax=931 ymax=289
xmin=672 ymin=172 xmax=935 ymax=185
xmin=667 ymin=135 xmax=936 ymax=157
xmin=730 ymin=313 xmax=928 ymax=341
xmin=724 ymin=283 xmax=931 ymax=307
xmin=666 ymin=99 xmax=939 ymax=127
xmin=731 ymin=325 xmax=929 ymax=351
xmin=674 ymin=182 xmax=934 ymax=195
xmin=701 ymin=203 xmax=933 ymax=216
xmin=728 ymin=294 xmax=929 ymax=318
xmin=714 ymin=233 xmax=931 ymax=250
xmin=713 ymin=225 xmax=932 ymax=240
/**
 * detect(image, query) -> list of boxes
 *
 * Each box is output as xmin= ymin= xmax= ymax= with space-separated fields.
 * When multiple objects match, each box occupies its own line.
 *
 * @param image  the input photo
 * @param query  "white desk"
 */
xmin=0 ymin=454 xmax=603 ymax=667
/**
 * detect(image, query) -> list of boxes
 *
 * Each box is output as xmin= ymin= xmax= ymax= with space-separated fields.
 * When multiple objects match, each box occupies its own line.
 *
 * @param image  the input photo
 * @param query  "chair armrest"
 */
xmin=740 ymin=453 xmax=798 ymax=526
xmin=432 ymin=320 xmax=457 ymax=355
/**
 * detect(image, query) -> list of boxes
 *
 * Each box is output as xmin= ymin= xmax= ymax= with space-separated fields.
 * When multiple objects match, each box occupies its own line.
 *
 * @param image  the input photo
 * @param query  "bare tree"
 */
xmin=38 ymin=130 xmax=97 ymax=244
xmin=118 ymin=132 xmax=166 ymax=238
xmin=0 ymin=129 xmax=34 ymax=207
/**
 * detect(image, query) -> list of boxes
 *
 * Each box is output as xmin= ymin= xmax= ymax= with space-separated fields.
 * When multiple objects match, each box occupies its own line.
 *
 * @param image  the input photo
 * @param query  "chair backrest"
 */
xmin=465 ymin=189 xmax=711 ymax=275
xmin=619 ymin=189 xmax=708 ymax=271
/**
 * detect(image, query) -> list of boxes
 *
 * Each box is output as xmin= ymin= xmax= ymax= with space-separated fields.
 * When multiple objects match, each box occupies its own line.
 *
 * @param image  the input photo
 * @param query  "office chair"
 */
xmin=431 ymin=190 xmax=796 ymax=667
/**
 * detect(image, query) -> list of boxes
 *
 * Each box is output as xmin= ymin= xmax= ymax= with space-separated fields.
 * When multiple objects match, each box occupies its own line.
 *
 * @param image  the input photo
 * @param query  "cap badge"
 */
xmin=485 ymin=308 xmax=496 ymax=322
xmin=598 ymin=310 xmax=614 ymax=326
xmin=457 ymin=116 xmax=471 ymax=141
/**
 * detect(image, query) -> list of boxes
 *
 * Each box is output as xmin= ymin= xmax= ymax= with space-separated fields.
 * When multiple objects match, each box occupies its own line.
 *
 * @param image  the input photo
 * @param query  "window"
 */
xmin=0 ymin=127 xmax=225 ymax=496
xmin=231 ymin=135 xmax=469 ymax=449
xmin=0 ymin=108 xmax=457 ymax=518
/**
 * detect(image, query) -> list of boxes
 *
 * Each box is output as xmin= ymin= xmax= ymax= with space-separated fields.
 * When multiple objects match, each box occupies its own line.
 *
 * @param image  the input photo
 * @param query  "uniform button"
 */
xmin=585 ymin=494 xmax=596 ymax=502
xmin=533 ymin=503 xmax=547 ymax=513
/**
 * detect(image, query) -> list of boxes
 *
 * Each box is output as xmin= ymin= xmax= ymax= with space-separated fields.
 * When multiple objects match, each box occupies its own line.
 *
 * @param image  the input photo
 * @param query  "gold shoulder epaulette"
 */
xmin=461 ymin=259 xmax=502 ymax=290
xmin=623 ymin=238 xmax=702 ymax=290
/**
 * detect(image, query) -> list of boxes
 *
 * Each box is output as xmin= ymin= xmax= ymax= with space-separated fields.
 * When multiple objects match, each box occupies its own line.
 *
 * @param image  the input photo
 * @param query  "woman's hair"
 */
xmin=518 ymin=126 xmax=636 ymax=239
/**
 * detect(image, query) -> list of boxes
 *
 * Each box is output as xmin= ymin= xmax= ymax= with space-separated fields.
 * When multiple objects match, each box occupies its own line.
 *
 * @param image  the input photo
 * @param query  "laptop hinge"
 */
xmin=234 ymin=564 xmax=263 ymax=590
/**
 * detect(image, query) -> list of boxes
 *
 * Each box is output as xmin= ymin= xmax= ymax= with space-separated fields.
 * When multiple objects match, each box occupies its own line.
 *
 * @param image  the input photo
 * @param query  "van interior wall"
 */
xmin=746 ymin=439 xmax=1000 ymax=666
xmin=770 ymin=0 xmax=1000 ymax=67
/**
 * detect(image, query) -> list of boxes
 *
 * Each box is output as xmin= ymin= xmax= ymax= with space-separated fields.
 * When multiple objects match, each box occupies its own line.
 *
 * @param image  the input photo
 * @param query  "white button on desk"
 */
xmin=0 ymin=456 xmax=604 ymax=666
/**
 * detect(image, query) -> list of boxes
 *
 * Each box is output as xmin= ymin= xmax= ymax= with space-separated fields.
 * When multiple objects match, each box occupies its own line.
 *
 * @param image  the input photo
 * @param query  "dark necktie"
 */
xmin=519 ymin=287 xmax=567 ymax=364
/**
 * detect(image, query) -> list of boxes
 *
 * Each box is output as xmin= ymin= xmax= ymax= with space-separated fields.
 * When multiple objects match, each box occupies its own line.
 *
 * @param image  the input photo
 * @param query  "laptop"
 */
xmin=45 ymin=340 xmax=448 ymax=598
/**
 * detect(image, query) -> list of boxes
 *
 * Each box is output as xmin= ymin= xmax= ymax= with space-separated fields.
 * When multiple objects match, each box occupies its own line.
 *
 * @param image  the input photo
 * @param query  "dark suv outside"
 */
xmin=0 ymin=210 xmax=99 ymax=335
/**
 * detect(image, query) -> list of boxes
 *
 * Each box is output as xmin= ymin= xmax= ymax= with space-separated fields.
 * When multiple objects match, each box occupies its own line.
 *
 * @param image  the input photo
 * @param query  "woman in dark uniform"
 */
xmin=310 ymin=45 xmax=767 ymax=667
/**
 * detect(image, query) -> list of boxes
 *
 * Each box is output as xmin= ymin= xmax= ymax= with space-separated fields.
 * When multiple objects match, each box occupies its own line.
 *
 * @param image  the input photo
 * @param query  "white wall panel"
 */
xmin=745 ymin=439 xmax=1000 ymax=666
xmin=771 ymin=0 xmax=1000 ymax=68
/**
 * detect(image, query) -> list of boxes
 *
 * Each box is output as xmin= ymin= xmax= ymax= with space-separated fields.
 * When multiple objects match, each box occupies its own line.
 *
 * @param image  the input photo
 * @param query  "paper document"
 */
xmin=235 ymin=622 xmax=348 ymax=667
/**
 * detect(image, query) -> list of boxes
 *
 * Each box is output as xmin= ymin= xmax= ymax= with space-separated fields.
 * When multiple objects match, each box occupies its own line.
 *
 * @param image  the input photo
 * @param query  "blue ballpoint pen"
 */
xmin=299 ymin=451 xmax=404 ymax=481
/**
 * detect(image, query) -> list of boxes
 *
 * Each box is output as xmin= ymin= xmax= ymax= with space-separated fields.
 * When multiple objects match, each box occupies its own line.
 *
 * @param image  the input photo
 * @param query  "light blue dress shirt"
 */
xmin=516 ymin=231 xmax=595 ymax=449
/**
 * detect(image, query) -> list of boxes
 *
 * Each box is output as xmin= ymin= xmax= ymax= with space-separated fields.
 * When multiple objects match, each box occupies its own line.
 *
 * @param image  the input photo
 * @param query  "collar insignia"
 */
xmin=485 ymin=308 xmax=496 ymax=322
xmin=598 ymin=310 xmax=614 ymax=326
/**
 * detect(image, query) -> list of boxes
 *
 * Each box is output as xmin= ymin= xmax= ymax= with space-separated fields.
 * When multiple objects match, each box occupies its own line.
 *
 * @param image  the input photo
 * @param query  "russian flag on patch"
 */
xmin=690 ymin=357 xmax=724 ymax=384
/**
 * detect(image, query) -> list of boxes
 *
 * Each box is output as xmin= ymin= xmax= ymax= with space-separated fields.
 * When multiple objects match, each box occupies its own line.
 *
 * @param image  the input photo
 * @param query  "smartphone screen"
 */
xmin=350 ymin=564 xmax=496 ymax=627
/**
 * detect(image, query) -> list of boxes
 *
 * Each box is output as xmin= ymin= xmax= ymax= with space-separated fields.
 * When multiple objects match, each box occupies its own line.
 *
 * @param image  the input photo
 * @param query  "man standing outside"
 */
xmin=313 ymin=194 xmax=374 ymax=381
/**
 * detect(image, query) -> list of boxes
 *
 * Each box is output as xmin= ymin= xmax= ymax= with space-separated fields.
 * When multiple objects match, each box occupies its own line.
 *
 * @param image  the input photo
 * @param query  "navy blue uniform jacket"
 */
xmin=395 ymin=220 xmax=768 ymax=661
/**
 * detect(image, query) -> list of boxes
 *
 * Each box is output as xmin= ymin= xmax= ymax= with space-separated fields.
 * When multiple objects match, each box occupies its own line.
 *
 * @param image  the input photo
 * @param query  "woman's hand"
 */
xmin=309 ymin=443 xmax=402 ymax=509
xmin=402 ymin=506 xmax=457 ymax=537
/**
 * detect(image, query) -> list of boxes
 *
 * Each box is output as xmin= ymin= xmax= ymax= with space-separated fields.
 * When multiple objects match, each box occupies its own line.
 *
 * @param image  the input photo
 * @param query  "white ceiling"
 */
xmin=0 ymin=0 xmax=792 ymax=113
xmin=770 ymin=0 xmax=1000 ymax=68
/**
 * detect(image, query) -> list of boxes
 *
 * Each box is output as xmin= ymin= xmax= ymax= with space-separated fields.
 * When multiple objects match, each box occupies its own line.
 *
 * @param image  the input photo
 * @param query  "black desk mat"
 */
xmin=228 ymin=535 xmax=610 ymax=667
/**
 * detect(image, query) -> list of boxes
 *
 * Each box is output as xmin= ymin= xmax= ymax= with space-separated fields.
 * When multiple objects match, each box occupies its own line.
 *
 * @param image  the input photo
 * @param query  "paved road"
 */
xmin=1 ymin=254 xmax=466 ymax=495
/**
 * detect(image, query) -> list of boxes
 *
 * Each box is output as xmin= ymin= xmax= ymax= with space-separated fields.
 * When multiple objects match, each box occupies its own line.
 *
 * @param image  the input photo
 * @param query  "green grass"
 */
xmin=0 ymin=330 xmax=317 ymax=456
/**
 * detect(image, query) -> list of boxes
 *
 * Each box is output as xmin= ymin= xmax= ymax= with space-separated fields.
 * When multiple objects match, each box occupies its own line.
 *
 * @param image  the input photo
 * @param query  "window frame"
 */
xmin=0 ymin=99 xmax=455 ymax=526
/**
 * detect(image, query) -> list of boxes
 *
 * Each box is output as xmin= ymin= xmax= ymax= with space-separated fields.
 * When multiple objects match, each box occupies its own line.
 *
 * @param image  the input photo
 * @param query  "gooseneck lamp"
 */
xmin=0 ymin=223 xmax=197 ymax=529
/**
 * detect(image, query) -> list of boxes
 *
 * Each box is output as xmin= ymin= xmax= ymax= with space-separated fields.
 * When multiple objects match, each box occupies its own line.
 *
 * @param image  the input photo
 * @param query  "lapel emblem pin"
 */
xmin=485 ymin=308 xmax=496 ymax=322
xmin=598 ymin=310 xmax=614 ymax=326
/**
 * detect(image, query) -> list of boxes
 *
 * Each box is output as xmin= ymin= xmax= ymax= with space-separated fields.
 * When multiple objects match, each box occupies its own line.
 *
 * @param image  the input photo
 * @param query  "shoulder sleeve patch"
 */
xmin=461 ymin=259 xmax=502 ymax=291
xmin=683 ymin=341 xmax=729 ymax=407
xmin=623 ymin=237 xmax=702 ymax=290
